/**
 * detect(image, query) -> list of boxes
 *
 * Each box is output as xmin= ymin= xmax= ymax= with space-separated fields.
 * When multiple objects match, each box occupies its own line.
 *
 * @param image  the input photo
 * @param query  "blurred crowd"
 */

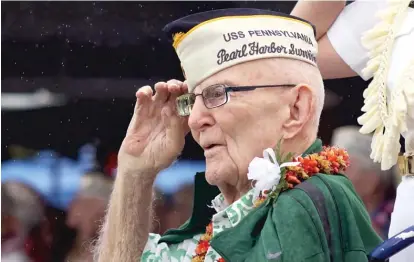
xmin=1 ymin=158 xmax=195 ymax=262
xmin=1 ymin=125 xmax=398 ymax=262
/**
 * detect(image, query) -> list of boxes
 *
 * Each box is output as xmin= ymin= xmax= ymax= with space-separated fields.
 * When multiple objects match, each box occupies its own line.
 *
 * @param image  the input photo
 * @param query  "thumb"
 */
xmin=162 ymin=107 xmax=188 ymax=139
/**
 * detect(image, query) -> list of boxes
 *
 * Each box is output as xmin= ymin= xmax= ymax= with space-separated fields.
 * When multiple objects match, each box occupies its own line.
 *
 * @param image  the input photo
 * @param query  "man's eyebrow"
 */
xmin=207 ymin=80 xmax=239 ymax=88
xmin=221 ymin=80 xmax=239 ymax=87
xmin=193 ymin=80 xmax=237 ymax=93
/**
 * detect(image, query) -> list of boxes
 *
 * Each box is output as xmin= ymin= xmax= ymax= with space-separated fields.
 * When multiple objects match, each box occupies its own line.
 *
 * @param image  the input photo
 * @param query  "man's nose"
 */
xmin=188 ymin=97 xmax=215 ymax=131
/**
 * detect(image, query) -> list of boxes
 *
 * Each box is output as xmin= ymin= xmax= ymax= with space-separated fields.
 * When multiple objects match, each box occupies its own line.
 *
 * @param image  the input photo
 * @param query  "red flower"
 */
xmin=206 ymin=223 xmax=213 ymax=234
xmin=195 ymin=240 xmax=210 ymax=255
xmin=192 ymin=145 xmax=349 ymax=262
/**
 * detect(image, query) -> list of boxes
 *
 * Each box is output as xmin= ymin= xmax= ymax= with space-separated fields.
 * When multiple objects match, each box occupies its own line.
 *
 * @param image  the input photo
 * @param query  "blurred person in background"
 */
xmin=65 ymin=171 xmax=113 ymax=262
xmin=168 ymin=184 xmax=194 ymax=229
xmin=152 ymin=185 xmax=195 ymax=235
xmin=160 ymin=184 xmax=195 ymax=234
xmin=152 ymin=189 xmax=170 ymax=235
xmin=332 ymin=126 xmax=397 ymax=239
xmin=1 ymin=182 xmax=49 ymax=262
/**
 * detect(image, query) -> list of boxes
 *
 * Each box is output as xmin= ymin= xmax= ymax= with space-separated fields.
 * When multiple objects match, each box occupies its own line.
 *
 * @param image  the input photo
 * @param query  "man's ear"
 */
xmin=282 ymin=84 xmax=314 ymax=139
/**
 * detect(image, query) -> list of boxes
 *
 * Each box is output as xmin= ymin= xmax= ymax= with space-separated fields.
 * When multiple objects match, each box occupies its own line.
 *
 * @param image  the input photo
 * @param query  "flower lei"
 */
xmin=192 ymin=143 xmax=350 ymax=262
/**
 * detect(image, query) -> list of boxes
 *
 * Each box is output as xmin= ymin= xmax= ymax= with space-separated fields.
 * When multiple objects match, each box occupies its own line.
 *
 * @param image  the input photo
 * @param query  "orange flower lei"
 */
xmin=192 ymin=145 xmax=350 ymax=262
xmin=192 ymin=223 xmax=223 ymax=262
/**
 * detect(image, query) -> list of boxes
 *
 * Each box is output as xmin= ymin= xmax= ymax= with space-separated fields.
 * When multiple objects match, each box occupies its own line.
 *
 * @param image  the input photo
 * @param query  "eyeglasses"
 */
xmin=176 ymin=84 xmax=296 ymax=116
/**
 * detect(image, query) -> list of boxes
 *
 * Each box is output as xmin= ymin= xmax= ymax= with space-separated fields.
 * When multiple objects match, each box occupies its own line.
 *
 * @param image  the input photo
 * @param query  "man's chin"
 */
xmin=204 ymin=162 xmax=230 ymax=186
xmin=204 ymin=151 xmax=239 ymax=185
xmin=204 ymin=162 xmax=235 ymax=187
xmin=204 ymin=168 xmax=220 ymax=186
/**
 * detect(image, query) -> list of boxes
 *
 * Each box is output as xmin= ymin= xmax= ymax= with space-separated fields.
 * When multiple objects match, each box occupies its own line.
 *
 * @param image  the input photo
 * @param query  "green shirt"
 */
xmin=141 ymin=140 xmax=382 ymax=261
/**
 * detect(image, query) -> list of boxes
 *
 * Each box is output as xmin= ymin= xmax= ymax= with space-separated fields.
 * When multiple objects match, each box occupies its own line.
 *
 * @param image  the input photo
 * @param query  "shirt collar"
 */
xmin=159 ymin=139 xmax=323 ymax=244
xmin=210 ymin=138 xmax=323 ymax=214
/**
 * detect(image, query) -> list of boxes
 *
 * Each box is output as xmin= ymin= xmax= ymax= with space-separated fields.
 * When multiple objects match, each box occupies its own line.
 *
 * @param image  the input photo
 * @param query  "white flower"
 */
xmin=248 ymin=148 xmax=300 ymax=198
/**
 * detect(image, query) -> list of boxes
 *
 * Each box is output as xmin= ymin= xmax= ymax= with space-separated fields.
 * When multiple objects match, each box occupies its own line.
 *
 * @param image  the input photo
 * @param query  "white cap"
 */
xmin=164 ymin=9 xmax=318 ymax=92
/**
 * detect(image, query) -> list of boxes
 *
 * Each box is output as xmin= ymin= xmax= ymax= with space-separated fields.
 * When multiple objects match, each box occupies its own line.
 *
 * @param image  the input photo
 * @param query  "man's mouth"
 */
xmin=203 ymin=144 xmax=224 ymax=157
xmin=203 ymin=144 xmax=222 ymax=150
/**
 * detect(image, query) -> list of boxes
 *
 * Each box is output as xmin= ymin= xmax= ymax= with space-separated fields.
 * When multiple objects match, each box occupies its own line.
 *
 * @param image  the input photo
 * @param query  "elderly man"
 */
xmin=94 ymin=9 xmax=382 ymax=262
xmin=291 ymin=1 xmax=414 ymax=261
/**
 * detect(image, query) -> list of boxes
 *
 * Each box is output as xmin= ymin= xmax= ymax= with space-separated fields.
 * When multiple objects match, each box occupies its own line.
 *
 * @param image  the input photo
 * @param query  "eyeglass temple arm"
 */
xmin=225 ymin=85 xmax=296 ymax=92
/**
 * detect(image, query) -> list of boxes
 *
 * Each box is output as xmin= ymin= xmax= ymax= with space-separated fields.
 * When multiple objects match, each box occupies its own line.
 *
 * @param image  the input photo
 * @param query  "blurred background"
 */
xmin=1 ymin=1 xmax=399 ymax=262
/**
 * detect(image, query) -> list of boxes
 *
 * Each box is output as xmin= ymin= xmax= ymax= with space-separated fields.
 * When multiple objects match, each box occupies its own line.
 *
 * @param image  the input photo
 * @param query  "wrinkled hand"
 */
xmin=118 ymin=80 xmax=189 ymax=175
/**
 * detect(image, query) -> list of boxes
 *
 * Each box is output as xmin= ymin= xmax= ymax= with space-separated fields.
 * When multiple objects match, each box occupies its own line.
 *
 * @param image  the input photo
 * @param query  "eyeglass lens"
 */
xmin=176 ymin=85 xmax=229 ymax=117
xmin=203 ymin=85 xmax=227 ymax=109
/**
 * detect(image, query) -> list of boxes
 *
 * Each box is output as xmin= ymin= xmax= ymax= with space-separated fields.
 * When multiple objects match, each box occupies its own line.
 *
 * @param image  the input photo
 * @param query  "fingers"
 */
xmin=136 ymin=85 xmax=153 ymax=104
xmin=126 ymin=86 xmax=153 ymax=133
xmin=134 ymin=85 xmax=153 ymax=115
xmin=153 ymin=79 xmax=187 ymax=104
xmin=128 ymin=80 xmax=189 ymax=136
xmin=162 ymin=107 xmax=190 ymax=138
xmin=180 ymin=116 xmax=190 ymax=135
xmin=160 ymin=80 xmax=189 ymax=132
xmin=182 ymin=81 xmax=189 ymax=93
xmin=166 ymin=79 xmax=183 ymax=86
xmin=153 ymin=82 xmax=169 ymax=103
xmin=132 ymin=79 xmax=185 ymax=121
xmin=126 ymin=102 xmax=138 ymax=134
xmin=166 ymin=79 xmax=186 ymax=103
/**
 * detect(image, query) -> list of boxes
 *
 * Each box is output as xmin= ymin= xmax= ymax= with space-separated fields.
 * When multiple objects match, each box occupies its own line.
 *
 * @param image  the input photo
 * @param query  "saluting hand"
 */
xmin=118 ymin=80 xmax=189 ymax=175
